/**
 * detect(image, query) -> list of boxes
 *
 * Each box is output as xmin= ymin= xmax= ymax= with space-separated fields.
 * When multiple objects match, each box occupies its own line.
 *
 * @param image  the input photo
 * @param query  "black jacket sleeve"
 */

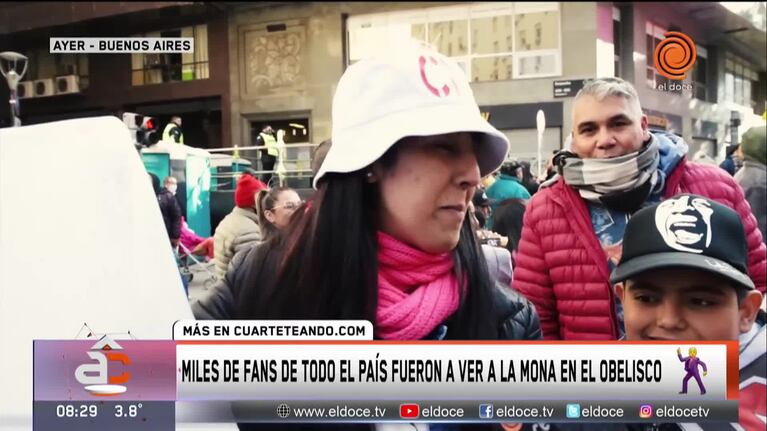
xmin=495 ymin=283 xmax=543 ymax=340
xmin=169 ymin=197 xmax=182 ymax=240
xmin=191 ymin=244 xmax=257 ymax=319
xmin=254 ymin=134 xmax=267 ymax=155
xmin=171 ymin=126 xmax=182 ymax=144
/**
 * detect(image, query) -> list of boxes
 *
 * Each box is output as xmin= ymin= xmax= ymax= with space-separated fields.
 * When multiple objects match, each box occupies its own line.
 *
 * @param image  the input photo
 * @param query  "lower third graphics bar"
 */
xmin=177 ymin=400 xmax=738 ymax=423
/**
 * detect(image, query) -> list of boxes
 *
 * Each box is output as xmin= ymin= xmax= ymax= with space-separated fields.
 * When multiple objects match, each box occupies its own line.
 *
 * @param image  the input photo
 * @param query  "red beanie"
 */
xmin=234 ymin=174 xmax=267 ymax=208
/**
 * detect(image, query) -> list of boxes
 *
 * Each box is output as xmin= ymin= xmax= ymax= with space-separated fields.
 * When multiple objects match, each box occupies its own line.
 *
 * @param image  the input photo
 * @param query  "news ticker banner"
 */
xmin=50 ymin=38 xmax=193 ymax=53
xmin=33 ymin=321 xmax=739 ymax=430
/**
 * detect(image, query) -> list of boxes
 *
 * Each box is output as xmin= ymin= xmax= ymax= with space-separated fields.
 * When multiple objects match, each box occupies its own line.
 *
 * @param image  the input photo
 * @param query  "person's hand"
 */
xmin=171 ymin=239 xmax=179 ymax=249
xmin=191 ymin=242 xmax=207 ymax=256
xmin=703 ymin=371 xmax=708 ymax=377
xmin=677 ymin=347 xmax=681 ymax=355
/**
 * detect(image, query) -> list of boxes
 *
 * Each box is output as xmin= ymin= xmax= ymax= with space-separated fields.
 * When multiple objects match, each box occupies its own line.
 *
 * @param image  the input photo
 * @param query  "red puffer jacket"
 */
xmin=514 ymin=158 xmax=767 ymax=340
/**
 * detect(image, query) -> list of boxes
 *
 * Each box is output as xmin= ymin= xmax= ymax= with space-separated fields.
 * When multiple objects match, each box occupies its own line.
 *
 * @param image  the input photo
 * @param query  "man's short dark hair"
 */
xmin=726 ymin=144 xmax=740 ymax=157
xmin=500 ymin=161 xmax=521 ymax=177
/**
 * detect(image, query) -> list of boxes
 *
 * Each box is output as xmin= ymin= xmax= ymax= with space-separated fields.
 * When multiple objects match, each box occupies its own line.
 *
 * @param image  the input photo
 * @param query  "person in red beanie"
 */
xmin=212 ymin=173 xmax=267 ymax=277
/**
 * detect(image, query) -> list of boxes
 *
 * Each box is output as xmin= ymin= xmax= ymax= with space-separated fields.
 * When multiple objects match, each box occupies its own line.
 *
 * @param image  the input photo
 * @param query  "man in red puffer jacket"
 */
xmin=514 ymin=77 xmax=766 ymax=341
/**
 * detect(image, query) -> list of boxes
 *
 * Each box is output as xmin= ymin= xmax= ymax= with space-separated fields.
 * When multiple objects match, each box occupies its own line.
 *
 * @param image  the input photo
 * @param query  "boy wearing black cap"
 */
xmin=612 ymin=194 xmax=765 ymax=431
xmin=470 ymin=189 xmax=508 ymax=249
xmin=473 ymin=188 xmax=492 ymax=228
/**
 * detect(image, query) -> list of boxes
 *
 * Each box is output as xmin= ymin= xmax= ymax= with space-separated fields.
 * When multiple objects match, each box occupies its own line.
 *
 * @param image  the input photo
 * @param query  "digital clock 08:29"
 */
xmin=55 ymin=404 xmax=98 ymax=418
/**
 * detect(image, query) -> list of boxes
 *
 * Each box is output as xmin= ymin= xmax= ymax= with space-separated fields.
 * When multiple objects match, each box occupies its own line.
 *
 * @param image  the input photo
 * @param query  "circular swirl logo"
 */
xmin=654 ymin=31 xmax=697 ymax=81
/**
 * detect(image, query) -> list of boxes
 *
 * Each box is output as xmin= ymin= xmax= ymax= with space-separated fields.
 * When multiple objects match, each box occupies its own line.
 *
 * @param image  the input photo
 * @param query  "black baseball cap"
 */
xmin=610 ymin=194 xmax=754 ymax=290
xmin=473 ymin=189 xmax=490 ymax=207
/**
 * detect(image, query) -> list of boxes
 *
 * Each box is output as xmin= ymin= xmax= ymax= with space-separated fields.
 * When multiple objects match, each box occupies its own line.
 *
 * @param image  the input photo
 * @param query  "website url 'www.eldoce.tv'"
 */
xmin=281 ymin=404 xmax=386 ymax=419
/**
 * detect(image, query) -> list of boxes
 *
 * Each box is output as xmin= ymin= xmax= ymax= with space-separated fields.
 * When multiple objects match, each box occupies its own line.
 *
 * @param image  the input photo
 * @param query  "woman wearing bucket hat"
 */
xmin=211 ymin=43 xmax=542 ymax=429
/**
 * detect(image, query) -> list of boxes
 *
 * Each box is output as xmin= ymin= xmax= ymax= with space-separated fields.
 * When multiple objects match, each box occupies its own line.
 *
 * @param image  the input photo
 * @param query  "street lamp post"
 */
xmin=730 ymin=110 xmax=741 ymax=147
xmin=0 ymin=51 xmax=29 ymax=128
xmin=536 ymin=109 xmax=546 ymax=179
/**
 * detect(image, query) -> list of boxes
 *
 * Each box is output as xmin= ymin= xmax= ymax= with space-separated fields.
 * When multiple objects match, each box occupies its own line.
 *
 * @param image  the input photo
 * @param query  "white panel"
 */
xmin=348 ymin=23 xmax=390 ymax=62
xmin=386 ymin=8 xmax=427 ymax=25
xmin=424 ymin=4 xmax=469 ymax=22
xmin=0 ymin=117 xmax=194 ymax=429
xmin=470 ymin=2 xmax=514 ymax=19
xmin=513 ymin=1 xmax=559 ymax=14
xmin=597 ymin=38 xmax=616 ymax=78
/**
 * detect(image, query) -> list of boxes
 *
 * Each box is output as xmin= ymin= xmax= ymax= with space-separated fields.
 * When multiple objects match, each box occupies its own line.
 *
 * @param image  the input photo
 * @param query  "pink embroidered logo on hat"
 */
xmin=419 ymin=54 xmax=459 ymax=98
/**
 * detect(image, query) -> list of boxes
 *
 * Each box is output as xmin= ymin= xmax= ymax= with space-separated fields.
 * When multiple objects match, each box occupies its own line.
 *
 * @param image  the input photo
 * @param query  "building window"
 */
xmin=724 ymin=54 xmax=757 ymax=108
xmin=22 ymin=49 xmax=89 ymax=89
xmin=346 ymin=2 xmax=562 ymax=82
xmin=613 ymin=6 xmax=621 ymax=77
xmin=132 ymin=24 xmax=209 ymax=86
xmin=645 ymin=21 xmax=662 ymax=88
xmin=693 ymin=45 xmax=707 ymax=101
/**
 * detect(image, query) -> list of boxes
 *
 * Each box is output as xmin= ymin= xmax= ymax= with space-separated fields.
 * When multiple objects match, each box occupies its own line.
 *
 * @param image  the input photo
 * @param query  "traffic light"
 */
xmin=122 ymin=112 xmax=159 ymax=147
xmin=138 ymin=116 xmax=160 ymax=147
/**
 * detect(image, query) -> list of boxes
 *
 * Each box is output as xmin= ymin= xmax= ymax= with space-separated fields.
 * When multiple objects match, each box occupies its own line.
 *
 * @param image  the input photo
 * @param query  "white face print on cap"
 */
xmin=654 ymin=195 xmax=714 ymax=253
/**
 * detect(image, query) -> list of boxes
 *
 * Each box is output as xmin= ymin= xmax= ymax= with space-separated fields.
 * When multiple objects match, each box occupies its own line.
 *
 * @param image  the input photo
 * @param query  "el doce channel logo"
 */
xmin=74 ymin=336 xmax=131 ymax=396
xmin=653 ymin=31 xmax=696 ymax=92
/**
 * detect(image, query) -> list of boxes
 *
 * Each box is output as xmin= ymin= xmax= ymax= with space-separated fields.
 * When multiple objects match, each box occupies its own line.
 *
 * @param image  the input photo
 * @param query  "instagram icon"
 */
xmin=639 ymin=405 xmax=654 ymax=419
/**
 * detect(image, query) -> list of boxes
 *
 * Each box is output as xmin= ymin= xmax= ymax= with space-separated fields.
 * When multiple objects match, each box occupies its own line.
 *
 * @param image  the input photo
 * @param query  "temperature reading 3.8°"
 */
xmin=114 ymin=403 xmax=143 ymax=418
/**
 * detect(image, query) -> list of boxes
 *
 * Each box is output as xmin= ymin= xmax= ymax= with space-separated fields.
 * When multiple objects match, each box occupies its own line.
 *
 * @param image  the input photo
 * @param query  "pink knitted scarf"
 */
xmin=375 ymin=231 xmax=460 ymax=340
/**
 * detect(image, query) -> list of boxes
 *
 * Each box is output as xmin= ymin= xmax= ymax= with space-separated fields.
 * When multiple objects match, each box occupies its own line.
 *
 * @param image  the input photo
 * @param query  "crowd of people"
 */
xmin=151 ymin=166 xmax=302 ymax=298
xmin=178 ymin=43 xmax=764 ymax=431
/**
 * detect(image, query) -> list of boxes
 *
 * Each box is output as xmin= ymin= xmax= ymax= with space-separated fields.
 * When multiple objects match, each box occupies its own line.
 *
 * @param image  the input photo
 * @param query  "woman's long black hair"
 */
xmin=236 ymin=139 xmax=500 ymax=340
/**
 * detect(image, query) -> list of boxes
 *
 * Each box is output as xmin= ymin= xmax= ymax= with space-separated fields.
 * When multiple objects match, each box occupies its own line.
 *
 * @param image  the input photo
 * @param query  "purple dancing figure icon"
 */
xmin=677 ymin=347 xmax=707 ymax=395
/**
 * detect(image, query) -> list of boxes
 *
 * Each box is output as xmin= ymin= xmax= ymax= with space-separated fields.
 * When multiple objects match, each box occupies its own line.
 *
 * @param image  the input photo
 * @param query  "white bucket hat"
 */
xmin=314 ymin=42 xmax=510 ymax=189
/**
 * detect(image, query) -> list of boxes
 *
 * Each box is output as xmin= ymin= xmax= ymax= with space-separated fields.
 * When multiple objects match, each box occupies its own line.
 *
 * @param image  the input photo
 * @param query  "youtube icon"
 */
xmin=400 ymin=403 xmax=420 ymax=419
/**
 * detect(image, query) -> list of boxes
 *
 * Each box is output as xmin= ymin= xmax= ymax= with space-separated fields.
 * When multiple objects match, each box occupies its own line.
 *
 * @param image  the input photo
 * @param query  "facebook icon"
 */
xmin=479 ymin=404 xmax=494 ymax=419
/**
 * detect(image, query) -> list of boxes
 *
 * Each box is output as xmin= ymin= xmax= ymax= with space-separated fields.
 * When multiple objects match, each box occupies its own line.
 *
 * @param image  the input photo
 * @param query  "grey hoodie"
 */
xmin=735 ymin=161 xmax=767 ymax=243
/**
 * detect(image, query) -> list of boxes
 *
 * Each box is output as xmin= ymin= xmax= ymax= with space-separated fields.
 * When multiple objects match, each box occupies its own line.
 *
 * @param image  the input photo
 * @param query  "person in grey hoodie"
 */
xmin=735 ymin=125 xmax=766 ymax=244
